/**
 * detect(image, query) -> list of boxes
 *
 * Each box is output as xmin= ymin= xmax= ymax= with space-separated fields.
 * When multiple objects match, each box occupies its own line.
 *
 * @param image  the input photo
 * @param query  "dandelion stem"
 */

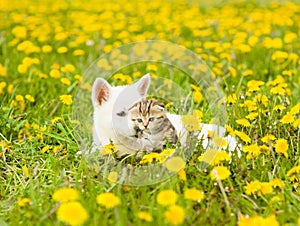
xmin=213 ymin=169 xmax=230 ymax=209
xmin=241 ymin=194 xmax=259 ymax=209
xmin=0 ymin=132 xmax=8 ymax=142
xmin=39 ymin=202 xmax=61 ymax=222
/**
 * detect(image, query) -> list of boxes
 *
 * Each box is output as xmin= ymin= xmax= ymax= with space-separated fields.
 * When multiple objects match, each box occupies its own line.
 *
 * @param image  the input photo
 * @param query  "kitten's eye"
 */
xmin=149 ymin=117 xmax=155 ymax=122
xmin=137 ymin=118 xmax=143 ymax=123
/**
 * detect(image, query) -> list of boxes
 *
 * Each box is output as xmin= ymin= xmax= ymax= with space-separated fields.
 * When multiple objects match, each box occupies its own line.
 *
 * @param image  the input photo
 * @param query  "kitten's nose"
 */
xmin=143 ymin=122 xmax=149 ymax=128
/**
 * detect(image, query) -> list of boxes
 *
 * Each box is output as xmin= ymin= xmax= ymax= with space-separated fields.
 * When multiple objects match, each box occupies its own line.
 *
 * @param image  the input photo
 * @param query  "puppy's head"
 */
xmin=91 ymin=73 xmax=151 ymax=110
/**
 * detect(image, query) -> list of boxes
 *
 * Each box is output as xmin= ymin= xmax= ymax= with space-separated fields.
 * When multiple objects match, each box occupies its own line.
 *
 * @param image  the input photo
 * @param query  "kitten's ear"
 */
xmin=136 ymin=73 xmax=151 ymax=96
xmin=153 ymin=100 xmax=165 ymax=110
xmin=92 ymin=78 xmax=111 ymax=106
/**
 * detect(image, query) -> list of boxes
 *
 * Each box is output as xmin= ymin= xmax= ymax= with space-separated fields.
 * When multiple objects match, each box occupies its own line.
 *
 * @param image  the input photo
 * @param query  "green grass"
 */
xmin=1 ymin=0 xmax=300 ymax=225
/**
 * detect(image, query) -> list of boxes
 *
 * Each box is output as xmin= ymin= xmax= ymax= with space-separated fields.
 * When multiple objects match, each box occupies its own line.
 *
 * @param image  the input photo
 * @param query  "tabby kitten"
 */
xmin=128 ymin=99 xmax=178 ymax=152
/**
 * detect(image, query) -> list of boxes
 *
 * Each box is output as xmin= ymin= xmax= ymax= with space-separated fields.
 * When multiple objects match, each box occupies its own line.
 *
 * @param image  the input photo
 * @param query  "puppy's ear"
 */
xmin=92 ymin=78 xmax=111 ymax=106
xmin=137 ymin=73 xmax=150 ymax=96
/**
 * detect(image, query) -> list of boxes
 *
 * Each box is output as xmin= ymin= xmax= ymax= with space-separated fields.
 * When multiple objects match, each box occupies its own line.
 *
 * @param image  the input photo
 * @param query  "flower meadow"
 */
xmin=1 ymin=0 xmax=300 ymax=225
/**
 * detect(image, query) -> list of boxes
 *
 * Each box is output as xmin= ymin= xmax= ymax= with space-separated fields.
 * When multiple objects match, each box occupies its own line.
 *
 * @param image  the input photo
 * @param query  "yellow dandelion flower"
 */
xmin=241 ymin=100 xmax=257 ymax=112
xmin=157 ymin=148 xmax=175 ymax=163
xmin=236 ymin=118 xmax=250 ymax=127
xmin=190 ymin=84 xmax=201 ymax=92
xmin=194 ymin=90 xmax=203 ymax=103
xmin=225 ymin=125 xmax=235 ymax=136
xmin=246 ymin=112 xmax=259 ymax=120
xmin=59 ymin=94 xmax=73 ymax=105
xmin=178 ymin=168 xmax=186 ymax=181
xmin=16 ymin=94 xmax=24 ymax=102
xmin=57 ymin=201 xmax=88 ymax=226
xmin=99 ymin=143 xmax=117 ymax=155
xmin=184 ymin=188 xmax=205 ymax=202
xmin=42 ymin=45 xmax=52 ymax=53
xmin=137 ymin=211 xmax=153 ymax=222
xmin=57 ymin=46 xmax=68 ymax=54
xmin=147 ymin=64 xmax=158 ymax=71
xmin=253 ymin=94 xmax=268 ymax=107
xmin=274 ymin=105 xmax=285 ymax=112
xmin=228 ymin=66 xmax=237 ymax=77
xmin=259 ymin=145 xmax=270 ymax=154
xmin=12 ymin=26 xmax=27 ymax=39
xmin=274 ymin=138 xmax=289 ymax=158
xmin=61 ymin=64 xmax=76 ymax=73
xmin=259 ymin=182 xmax=273 ymax=195
xmin=290 ymin=103 xmax=300 ymax=115
xmin=284 ymin=32 xmax=297 ymax=43
xmin=247 ymin=80 xmax=264 ymax=92
xmin=227 ymin=93 xmax=237 ymax=105
xmin=25 ymin=94 xmax=35 ymax=102
xmin=157 ymin=190 xmax=178 ymax=206
xmin=18 ymin=197 xmax=31 ymax=208
xmin=53 ymin=146 xmax=62 ymax=154
xmin=242 ymin=144 xmax=261 ymax=159
xmin=293 ymin=118 xmax=300 ymax=128
xmin=38 ymin=72 xmax=48 ymax=79
xmin=238 ymin=214 xmax=279 ymax=226
xmin=270 ymin=196 xmax=281 ymax=202
xmin=96 ymin=193 xmax=120 ymax=209
xmin=107 ymin=171 xmax=118 ymax=184
xmin=234 ymin=130 xmax=251 ymax=143
xmin=198 ymin=149 xmax=219 ymax=164
xmin=0 ymin=82 xmax=6 ymax=94
xmin=0 ymin=63 xmax=7 ymax=76
xmin=289 ymin=53 xmax=298 ymax=63
xmin=245 ymin=180 xmax=261 ymax=195
xmin=50 ymin=69 xmax=61 ymax=78
xmin=181 ymin=111 xmax=202 ymax=131
xmin=74 ymin=74 xmax=83 ymax=82
xmin=52 ymin=117 xmax=63 ymax=124
xmin=211 ymin=151 xmax=231 ymax=165
xmin=123 ymin=186 xmax=130 ymax=192
xmin=248 ymin=36 xmax=259 ymax=47
xmin=212 ymin=135 xmax=227 ymax=148
xmin=270 ymin=178 xmax=285 ymax=188
xmin=53 ymin=187 xmax=79 ymax=203
xmin=210 ymin=166 xmax=231 ymax=180
xmin=270 ymin=85 xmax=286 ymax=95
xmin=286 ymin=165 xmax=300 ymax=181
xmin=193 ymin=110 xmax=203 ymax=120
xmin=281 ymin=112 xmax=295 ymax=124
xmin=7 ymin=84 xmax=13 ymax=94
xmin=242 ymin=69 xmax=253 ymax=76
xmin=165 ymin=156 xmax=185 ymax=172
xmin=22 ymin=165 xmax=30 ymax=178
xmin=164 ymin=205 xmax=185 ymax=226
xmin=113 ymin=73 xmax=133 ymax=84
xmin=97 ymin=58 xmax=112 ymax=70
xmin=267 ymin=75 xmax=285 ymax=87
xmin=73 ymin=49 xmax=85 ymax=56
xmin=140 ymin=152 xmax=160 ymax=164
xmin=61 ymin=78 xmax=71 ymax=85
xmin=282 ymin=70 xmax=295 ymax=77
xmin=261 ymin=134 xmax=276 ymax=144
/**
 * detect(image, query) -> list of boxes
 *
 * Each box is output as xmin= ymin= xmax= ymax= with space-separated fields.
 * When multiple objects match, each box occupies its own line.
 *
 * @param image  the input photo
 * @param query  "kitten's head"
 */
xmin=128 ymin=99 xmax=166 ymax=133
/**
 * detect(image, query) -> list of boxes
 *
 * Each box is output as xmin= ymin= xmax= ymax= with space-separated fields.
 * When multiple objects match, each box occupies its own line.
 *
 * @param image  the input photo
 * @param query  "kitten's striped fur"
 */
xmin=128 ymin=99 xmax=178 ymax=152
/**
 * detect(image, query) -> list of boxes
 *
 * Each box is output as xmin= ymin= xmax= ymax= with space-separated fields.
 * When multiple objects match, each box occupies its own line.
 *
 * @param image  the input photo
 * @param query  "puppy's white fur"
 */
xmin=92 ymin=73 xmax=150 ymax=155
